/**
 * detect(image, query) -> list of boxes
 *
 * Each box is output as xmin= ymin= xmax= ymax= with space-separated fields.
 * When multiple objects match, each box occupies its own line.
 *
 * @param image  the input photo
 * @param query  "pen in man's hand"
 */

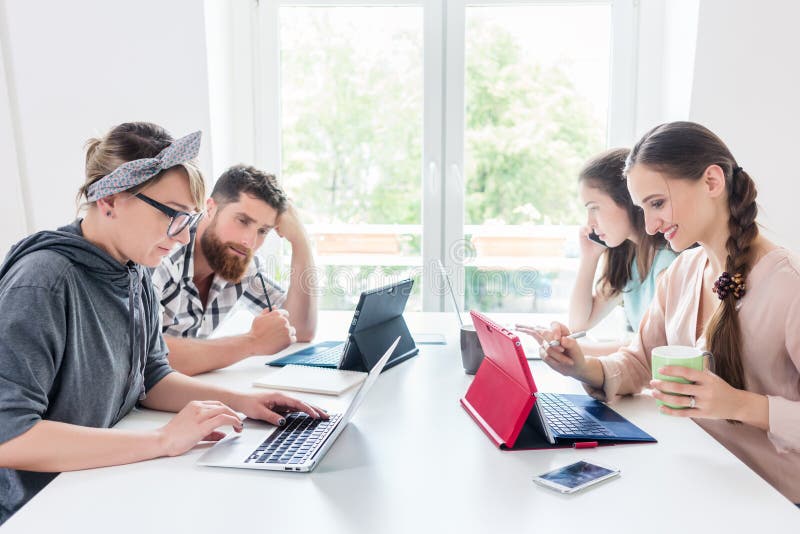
xmin=256 ymin=272 xmax=273 ymax=312
xmin=546 ymin=330 xmax=586 ymax=348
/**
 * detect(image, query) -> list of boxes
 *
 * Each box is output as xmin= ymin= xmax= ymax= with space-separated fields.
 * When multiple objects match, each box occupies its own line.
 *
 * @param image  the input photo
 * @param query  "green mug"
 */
xmin=651 ymin=346 xmax=714 ymax=409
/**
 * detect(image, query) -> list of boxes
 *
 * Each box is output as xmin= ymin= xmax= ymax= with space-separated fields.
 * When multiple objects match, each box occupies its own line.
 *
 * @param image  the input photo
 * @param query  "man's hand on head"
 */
xmin=274 ymin=203 xmax=309 ymax=245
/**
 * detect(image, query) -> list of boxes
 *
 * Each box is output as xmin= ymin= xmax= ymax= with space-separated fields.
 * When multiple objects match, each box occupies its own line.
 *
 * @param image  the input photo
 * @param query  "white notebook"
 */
xmin=253 ymin=365 xmax=367 ymax=396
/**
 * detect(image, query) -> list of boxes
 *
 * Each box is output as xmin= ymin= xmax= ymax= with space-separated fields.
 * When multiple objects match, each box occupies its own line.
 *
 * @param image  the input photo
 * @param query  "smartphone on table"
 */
xmin=587 ymin=231 xmax=608 ymax=247
xmin=532 ymin=460 xmax=620 ymax=494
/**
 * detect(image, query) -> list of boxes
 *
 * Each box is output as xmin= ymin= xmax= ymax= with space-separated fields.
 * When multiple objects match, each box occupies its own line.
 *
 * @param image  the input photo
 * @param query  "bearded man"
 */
xmin=152 ymin=165 xmax=317 ymax=375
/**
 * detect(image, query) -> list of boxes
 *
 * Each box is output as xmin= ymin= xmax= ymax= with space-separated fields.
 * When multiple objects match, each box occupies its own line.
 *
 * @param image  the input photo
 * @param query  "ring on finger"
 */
xmin=689 ymin=396 xmax=696 ymax=409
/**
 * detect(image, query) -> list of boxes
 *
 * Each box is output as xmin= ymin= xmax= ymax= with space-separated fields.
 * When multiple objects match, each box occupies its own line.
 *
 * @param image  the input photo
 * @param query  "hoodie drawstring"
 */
xmin=125 ymin=264 xmax=147 ymax=403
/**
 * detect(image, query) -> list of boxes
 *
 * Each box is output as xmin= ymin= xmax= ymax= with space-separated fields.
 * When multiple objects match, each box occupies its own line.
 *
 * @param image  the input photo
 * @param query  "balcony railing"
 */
xmin=268 ymin=224 xmax=580 ymax=312
xmin=304 ymin=223 xmax=580 ymax=270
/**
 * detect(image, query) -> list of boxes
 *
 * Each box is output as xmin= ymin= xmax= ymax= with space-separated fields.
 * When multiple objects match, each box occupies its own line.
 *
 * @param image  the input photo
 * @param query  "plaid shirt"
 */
xmin=151 ymin=225 xmax=286 ymax=338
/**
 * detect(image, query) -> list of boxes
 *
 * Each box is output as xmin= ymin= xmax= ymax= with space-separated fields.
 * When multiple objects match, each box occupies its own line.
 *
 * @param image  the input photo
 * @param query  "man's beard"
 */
xmin=199 ymin=223 xmax=254 ymax=283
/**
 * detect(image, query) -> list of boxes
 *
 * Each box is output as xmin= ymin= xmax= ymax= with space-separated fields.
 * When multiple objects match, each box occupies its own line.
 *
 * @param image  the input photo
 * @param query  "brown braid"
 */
xmin=626 ymin=122 xmax=759 ymax=393
xmin=704 ymin=166 xmax=758 ymax=390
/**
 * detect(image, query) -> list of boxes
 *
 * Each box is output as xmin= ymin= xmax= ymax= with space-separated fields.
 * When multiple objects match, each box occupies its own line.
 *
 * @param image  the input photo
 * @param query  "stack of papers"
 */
xmin=253 ymin=365 xmax=367 ymax=396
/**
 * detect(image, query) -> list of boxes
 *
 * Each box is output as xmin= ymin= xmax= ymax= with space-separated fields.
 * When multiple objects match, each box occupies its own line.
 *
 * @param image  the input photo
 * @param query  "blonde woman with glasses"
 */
xmin=0 ymin=122 xmax=326 ymax=525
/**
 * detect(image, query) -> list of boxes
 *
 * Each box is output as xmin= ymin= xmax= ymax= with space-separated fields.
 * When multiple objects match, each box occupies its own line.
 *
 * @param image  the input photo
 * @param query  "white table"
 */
xmin=3 ymin=312 xmax=797 ymax=533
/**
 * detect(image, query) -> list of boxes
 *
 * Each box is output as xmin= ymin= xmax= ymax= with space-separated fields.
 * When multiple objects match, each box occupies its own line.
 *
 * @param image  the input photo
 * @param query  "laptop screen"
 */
xmin=341 ymin=337 xmax=400 ymax=422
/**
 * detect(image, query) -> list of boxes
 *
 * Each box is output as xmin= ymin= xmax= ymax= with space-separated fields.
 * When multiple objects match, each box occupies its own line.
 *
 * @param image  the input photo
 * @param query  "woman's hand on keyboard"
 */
xmin=231 ymin=391 xmax=329 ymax=427
xmin=157 ymin=400 xmax=244 ymax=457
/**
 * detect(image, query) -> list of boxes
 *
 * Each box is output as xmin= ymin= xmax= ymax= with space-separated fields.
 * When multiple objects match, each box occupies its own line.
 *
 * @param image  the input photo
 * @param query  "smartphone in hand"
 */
xmin=588 ymin=231 xmax=608 ymax=247
xmin=533 ymin=460 xmax=620 ymax=494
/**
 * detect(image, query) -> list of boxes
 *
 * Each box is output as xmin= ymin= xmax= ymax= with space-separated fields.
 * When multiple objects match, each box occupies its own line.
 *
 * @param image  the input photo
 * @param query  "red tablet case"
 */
xmin=460 ymin=311 xmax=653 ymax=450
xmin=460 ymin=312 xmax=540 ymax=449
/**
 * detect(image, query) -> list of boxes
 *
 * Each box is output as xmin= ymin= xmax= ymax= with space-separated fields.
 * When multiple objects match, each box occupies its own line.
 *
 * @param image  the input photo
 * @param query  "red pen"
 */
xmin=573 ymin=441 xmax=599 ymax=449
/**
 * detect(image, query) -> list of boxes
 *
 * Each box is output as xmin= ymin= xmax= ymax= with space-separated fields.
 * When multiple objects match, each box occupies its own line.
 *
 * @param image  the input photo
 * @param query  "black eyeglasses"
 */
xmin=135 ymin=193 xmax=204 ymax=237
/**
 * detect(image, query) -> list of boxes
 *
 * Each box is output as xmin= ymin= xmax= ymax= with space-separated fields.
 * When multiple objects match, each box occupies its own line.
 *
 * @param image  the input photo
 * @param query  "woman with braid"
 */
xmin=534 ymin=122 xmax=800 ymax=504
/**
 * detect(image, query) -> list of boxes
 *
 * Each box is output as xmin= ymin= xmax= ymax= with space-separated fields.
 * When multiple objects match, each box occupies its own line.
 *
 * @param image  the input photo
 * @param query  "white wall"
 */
xmin=634 ymin=0 xmax=699 ymax=136
xmin=0 ymin=2 xmax=27 ymax=254
xmin=0 ymin=0 xmax=213 ymax=249
xmin=690 ymin=0 xmax=800 ymax=250
xmin=204 ymin=0 xmax=259 ymax=180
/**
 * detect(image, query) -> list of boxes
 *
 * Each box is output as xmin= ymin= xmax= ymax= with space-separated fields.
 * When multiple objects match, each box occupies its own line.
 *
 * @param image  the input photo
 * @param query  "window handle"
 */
xmin=449 ymin=163 xmax=464 ymax=190
xmin=426 ymin=161 xmax=439 ymax=195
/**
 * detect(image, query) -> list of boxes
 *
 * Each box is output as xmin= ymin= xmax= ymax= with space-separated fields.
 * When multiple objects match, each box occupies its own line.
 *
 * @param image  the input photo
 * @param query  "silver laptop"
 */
xmin=197 ymin=337 xmax=401 ymax=472
xmin=435 ymin=260 xmax=464 ymax=328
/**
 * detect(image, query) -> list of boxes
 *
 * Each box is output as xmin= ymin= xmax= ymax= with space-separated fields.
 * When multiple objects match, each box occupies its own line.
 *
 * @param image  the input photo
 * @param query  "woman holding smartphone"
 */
xmin=518 ymin=148 xmax=677 ymax=353
xmin=536 ymin=122 xmax=800 ymax=504
xmin=0 ymin=122 xmax=326 ymax=524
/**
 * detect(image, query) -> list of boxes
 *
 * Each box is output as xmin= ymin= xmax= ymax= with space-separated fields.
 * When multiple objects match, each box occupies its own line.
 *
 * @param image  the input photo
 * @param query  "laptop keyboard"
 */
xmin=283 ymin=344 xmax=344 ymax=366
xmin=536 ymin=393 xmax=613 ymax=438
xmin=246 ymin=412 xmax=343 ymax=465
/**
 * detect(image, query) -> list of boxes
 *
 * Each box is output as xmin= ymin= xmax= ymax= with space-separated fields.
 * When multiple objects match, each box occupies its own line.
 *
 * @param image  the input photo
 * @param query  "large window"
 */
xmin=462 ymin=5 xmax=610 ymax=313
xmin=258 ymin=0 xmax=635 ymax=312
xmin=278 ymin=6 xmax=424 ymax=311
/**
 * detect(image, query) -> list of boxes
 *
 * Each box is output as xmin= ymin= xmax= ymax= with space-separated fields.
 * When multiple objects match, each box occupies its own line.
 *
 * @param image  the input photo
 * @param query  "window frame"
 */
xmin=255 ymin=0 xmax=637 ymax=311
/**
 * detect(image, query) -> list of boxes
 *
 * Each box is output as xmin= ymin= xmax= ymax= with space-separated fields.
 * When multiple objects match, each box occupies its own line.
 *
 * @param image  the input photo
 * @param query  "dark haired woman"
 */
xmin=518 ymin=148 xmax=677 ymax=354
xmin=536 ymin=122 xmax=800 ymax=503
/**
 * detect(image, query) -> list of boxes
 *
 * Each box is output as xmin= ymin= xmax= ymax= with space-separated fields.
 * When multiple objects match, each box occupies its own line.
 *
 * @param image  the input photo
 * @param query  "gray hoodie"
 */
xmin=0 ymin=220 xmax=173 ymax=524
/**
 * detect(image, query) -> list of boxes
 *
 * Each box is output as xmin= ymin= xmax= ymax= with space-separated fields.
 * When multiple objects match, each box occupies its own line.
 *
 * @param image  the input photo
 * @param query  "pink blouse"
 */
xmin=586 ymin=247 xmax=800 ymax=502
